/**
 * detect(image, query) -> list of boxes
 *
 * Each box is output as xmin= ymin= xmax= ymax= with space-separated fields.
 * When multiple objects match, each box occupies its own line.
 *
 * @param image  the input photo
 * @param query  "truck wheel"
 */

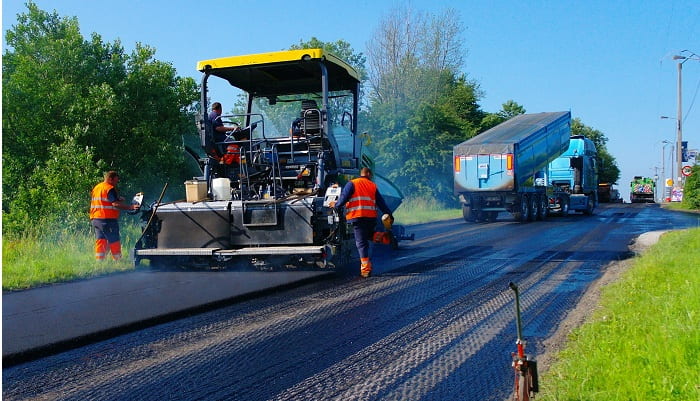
xmin=528 ymin=195 xmax=538 ymax=222
xmin=519 ymin=195 xmax=530 ymax=222
xmin=462 ymin=205 xmax=475 ymax=222
xmin=584 ymin=198 xmax=595 ymax=215
xmin=537 ymin=195 xmax=548 ymax=220
xmin=561 ymin=199 xmax=569 ymax=215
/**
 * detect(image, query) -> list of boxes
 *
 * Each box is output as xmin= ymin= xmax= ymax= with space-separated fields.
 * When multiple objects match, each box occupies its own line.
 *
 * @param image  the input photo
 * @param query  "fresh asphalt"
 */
xmin=1 ymin=226 xmax=668 ymax=367
xmin=2 ymin=267 xmax=333 ymax=365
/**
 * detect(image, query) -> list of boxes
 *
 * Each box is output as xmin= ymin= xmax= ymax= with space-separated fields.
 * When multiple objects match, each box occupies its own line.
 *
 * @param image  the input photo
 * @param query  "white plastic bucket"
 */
xmin=212 ymin=178 xmax=231 ymax=201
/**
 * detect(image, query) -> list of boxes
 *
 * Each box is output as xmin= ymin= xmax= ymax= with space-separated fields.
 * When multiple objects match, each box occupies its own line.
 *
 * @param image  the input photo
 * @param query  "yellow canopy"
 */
xmin=196 ymin=48 xmax=360 ymax=96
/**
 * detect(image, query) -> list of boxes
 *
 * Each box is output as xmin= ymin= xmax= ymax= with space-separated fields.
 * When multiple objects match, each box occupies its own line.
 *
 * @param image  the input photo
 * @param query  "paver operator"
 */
xmin=89 ymin=171 xmax=139 ymax=260
xmin=331 ymin=167 xmax=393 ymax=277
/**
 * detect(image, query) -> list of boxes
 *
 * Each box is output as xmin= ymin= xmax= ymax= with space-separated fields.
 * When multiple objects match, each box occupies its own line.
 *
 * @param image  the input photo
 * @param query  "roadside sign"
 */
xmin=681 ymin=165 xmax=693 ymax=177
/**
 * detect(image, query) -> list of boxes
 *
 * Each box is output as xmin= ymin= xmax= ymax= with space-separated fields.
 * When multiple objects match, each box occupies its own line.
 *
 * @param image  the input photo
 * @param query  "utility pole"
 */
xmin=671 ymin=51 xmax=700 ymax=185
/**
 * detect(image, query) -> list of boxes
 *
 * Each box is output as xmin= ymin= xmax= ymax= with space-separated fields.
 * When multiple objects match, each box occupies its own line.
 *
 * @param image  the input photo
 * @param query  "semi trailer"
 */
xmin=453 ymin=111 xmax=598 ymax=223
xmin=133 ymin=49 xmax=408 ymax=269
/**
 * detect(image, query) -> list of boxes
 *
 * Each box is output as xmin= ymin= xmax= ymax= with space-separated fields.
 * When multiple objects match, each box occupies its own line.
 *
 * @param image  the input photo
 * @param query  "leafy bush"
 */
xmin=2 ymin=3 xmax=199 ymax=236
xmin=681 ymin=165 xmax=700 ymax=209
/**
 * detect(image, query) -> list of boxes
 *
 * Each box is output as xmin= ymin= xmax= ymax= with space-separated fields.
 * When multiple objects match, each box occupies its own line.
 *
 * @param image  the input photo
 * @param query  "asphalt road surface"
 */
xmin=3 ymin=203 xmax=697 ymax=401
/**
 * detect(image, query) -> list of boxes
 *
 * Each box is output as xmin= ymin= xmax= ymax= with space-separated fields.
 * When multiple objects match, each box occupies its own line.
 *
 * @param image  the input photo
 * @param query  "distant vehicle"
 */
xmin=598 ymin=182 xmax=622 ymax=203
xmin=453 ymin=112 xmax=598 ymax=223
xmin=610 ymin=188 xmax=622 ymax=203
xmin=630 ymin=176 xmax=655 ymax=203
xmin=598 ymin=183 xmax=614 ymax=202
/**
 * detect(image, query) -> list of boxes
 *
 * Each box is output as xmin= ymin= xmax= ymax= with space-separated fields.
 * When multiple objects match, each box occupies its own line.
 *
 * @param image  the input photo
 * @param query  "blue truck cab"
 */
xmin=548 ymin=135 xmax=598 ymax=214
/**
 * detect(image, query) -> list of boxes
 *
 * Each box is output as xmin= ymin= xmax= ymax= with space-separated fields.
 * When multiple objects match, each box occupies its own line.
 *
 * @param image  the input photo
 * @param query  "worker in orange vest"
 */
xmin=331 ymin=167 xmax=393 ymax=277
xmin=89 ymin=171 xmax=139 ymax=260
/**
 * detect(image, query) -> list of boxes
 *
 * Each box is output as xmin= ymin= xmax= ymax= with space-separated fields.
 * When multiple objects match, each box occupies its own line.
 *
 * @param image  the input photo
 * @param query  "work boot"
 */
xmin=360 ymin=257 xmax=372 ymax=278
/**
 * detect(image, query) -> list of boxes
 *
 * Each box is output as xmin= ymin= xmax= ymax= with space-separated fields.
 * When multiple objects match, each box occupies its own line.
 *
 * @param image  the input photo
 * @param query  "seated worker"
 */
xmin=209 ymin=102 xmax=248 ymax=144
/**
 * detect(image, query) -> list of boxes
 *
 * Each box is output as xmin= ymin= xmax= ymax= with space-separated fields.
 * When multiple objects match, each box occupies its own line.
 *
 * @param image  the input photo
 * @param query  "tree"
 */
xmin=681 ymin=165 xmax=700 ymax=209
xmin=2 ymin=2 xmax=199 ymax=235
xmin=570 ymin=118 xmax=620 ymax=184
xmin=369 ymin=72 xmax=484 ymax=204
xmin=479 ymin=100 xmax=526 ymax=132
xmin=290 ymin=37 xmax=367 ymax=82
xmin=366 ymin=5 xmax=465 ymax=107
xmin=363 ymin=5 xmax=484 ymax=205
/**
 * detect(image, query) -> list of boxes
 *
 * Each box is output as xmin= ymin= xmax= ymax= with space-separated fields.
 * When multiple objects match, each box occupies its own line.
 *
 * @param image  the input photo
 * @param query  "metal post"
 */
xmin=659 ymin=139 xmax=671 ymax=203
xmin=661 ymin=140 xmax=670 ymax=202
xmin=676 ymin=60 xmax=683 ymax=184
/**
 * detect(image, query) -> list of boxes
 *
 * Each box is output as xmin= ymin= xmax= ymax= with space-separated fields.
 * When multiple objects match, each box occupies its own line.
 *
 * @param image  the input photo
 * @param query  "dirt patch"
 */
xmin=536 ymin=231 xmax=667 ymax=373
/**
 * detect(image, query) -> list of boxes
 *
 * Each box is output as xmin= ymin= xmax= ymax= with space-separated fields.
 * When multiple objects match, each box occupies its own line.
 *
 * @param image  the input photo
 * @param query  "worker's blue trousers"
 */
xmin=351 ymin=217 xmax=376 ymax=259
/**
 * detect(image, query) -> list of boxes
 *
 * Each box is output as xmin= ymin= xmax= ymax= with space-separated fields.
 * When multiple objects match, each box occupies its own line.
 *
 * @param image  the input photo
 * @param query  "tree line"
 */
xmin=2 ymin=2 xmax=623 ymax=238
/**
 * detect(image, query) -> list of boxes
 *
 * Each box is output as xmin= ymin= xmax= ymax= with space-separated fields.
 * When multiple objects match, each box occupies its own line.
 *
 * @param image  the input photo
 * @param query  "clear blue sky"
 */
xmin=3 ymin=0 xmax=700 ymax=201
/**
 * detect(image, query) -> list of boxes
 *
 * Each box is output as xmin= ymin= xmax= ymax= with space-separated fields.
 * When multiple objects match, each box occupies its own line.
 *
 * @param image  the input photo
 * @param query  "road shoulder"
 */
xmin=536 ymin=230 xmax=668 ymax=372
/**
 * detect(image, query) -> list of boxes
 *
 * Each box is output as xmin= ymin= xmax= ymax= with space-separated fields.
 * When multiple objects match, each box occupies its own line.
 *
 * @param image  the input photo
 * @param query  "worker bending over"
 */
xmin=331 ymin=167 xmax=393 ymax=277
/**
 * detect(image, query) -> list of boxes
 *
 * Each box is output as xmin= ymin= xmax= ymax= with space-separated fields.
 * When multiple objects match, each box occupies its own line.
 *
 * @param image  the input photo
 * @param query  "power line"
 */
xmin=683 ymin=75 xmax=700 ymax=123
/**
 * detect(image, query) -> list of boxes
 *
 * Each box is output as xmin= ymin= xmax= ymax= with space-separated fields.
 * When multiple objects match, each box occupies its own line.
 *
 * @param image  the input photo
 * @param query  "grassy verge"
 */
xmin=2 ymin=224 xmax=141 ymax=291
xmin=2 ymin=198 xmax=460 ymax=291
xmin=538 ymin=227 xmax=700 ymax=401
xmin=393 ymin=197 xmax=461 ymax=225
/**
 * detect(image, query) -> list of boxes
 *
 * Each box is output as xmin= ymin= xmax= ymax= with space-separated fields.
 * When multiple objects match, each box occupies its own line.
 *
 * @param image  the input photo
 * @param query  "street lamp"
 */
xmin=668 ymin=50 xmax=700 ymax=184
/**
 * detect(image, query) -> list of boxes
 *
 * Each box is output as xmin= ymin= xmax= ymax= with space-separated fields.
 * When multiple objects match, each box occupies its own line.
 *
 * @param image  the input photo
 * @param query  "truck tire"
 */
xmin=518 ymin=194 xmax=530 ymax=223
xmin=536 ymin=194 xmax=548 ymax=220
xmin=584 ymin=198 xmax=595 ymax=215
xmin=528 ymin=195 xmax=538 ymax=222
xmin=561 ymin=198 xmax=569 ymax=215
xmin=462 ymin=205 xmax=475 ymax=222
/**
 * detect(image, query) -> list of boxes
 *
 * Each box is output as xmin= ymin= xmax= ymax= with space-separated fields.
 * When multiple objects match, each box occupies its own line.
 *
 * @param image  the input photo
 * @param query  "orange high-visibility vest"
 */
xmin=90 ymin=182 xmax=119 ymax=219
xmin=223 ymin=143 xmax=240 ymax=165
xmin=345 ymin=177 xmax=378 ymax=220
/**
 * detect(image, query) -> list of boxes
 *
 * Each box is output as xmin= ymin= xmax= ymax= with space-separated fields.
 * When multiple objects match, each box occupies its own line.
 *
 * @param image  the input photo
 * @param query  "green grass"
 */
xmin=393 ymin=196 xmax=461 ymax=225
xmin=2 ymin=224 xmax=141 ymax=291
xmin=538 ymin=227 xmax=700 ymax=401
xmin=2 ymin=198 xmax=459 ymax=290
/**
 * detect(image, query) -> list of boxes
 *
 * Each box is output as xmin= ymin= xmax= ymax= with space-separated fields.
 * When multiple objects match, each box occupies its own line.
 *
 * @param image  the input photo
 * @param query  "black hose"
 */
xmin=135 ymin=183 xmax=168 ymax=247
